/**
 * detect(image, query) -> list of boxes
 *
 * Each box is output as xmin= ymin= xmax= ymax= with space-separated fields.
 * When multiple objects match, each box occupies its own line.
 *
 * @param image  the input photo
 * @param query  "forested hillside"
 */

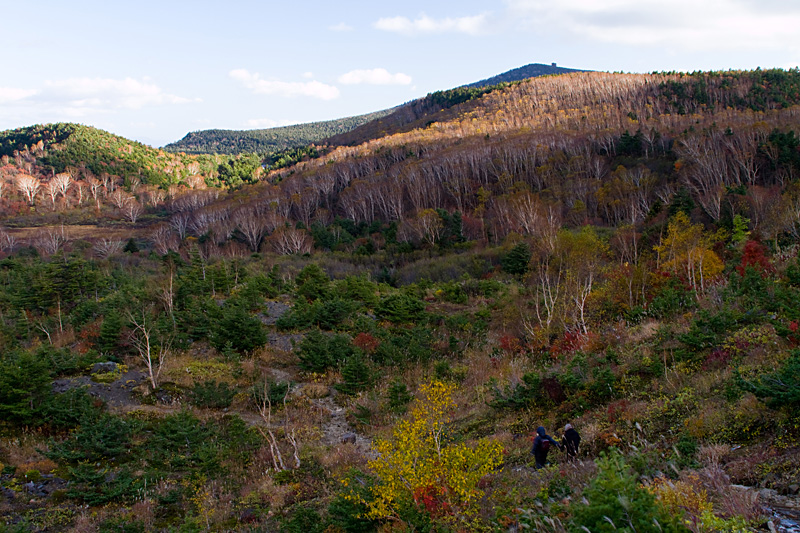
xmin=0 ymin=123 xmax=267 ymax=227
xmin=163 ymin=109 xmax=394 ymax=155
xmin=1 ymin=69 xmax=800 ymax=532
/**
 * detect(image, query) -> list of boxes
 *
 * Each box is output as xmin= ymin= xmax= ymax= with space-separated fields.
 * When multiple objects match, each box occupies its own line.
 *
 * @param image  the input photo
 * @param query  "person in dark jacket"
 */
xmin=561 ymin=423 xmax=581 ymax=459
xmin=531 ymin=426 xmax=561 ymax=469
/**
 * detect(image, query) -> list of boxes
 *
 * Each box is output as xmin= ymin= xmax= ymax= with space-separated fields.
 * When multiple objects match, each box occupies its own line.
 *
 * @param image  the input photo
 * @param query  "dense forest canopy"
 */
xmin=162 ymin=109 xmax=395 ymax=155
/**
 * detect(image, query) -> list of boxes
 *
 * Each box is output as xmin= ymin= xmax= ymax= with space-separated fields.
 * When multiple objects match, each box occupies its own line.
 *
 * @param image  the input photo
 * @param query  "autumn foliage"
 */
xmin=364 ymin=381 xmax=503 ymax=524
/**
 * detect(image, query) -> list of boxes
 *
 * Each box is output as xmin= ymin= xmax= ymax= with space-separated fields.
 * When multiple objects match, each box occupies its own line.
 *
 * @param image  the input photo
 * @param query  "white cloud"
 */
xmin=375 ymin=13 xmax=489 ymax=36
xmin=0 ymin=77 xmax=197 ymax=125
xmin=0 ymin=87 xmax=38 ymax=104
xmin=43 ymin=77 xmax=196 ymax=109
xmin=338 ymin=68 xmax=412 ymax=86
xmin=329 ymin=22 xmax=354 ymax=32
xmin=229 ymin=69 xmax=340 ymax=100
xmin=505 ymin=0 xmax=800 ymax=52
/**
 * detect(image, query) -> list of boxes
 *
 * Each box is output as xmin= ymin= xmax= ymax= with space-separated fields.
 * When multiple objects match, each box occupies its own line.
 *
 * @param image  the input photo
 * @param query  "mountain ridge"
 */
xmin=162 ymin=62 xmax=590 ymax=155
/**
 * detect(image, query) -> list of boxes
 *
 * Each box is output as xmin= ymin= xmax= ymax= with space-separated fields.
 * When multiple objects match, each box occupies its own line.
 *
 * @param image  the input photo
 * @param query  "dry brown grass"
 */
xmin=316 ymin=442 xmax=369 ymax=477
xmin=5 ymin=225 xmax=144 ymax=240
xmin=0 ymin=430 xmax=51 ymax=470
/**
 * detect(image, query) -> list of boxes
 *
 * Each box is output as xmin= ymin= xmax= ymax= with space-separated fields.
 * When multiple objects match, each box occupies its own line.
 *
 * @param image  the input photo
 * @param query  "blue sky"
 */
xmin=1 ymin=0 xmax=799 ymax=147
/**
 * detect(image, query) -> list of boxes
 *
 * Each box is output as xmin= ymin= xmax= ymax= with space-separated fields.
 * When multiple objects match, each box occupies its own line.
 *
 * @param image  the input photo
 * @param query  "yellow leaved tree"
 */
xmin=654 ymin=212 xmax=725 ymax=296
xmin=364 ymin=380 xmax=503 ymax=524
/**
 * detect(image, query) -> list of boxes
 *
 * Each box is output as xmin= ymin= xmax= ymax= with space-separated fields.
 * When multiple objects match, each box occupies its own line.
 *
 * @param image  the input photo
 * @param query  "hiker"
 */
xmin=561 ymin=423 xmax=581 ymax=459
xmin=531 ymin=426 xmax=561 ymax=469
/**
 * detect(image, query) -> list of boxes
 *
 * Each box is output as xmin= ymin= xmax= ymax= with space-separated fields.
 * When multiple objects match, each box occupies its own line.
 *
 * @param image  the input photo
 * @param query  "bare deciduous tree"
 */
xmin=93 ymin=238 xmax=124 ymax=258
xmin=0 ymin=227 xmax=17 ymax=252
xmin=123 ymin=199 xmax=144 ymax=223
xmin=255 ymin=380 xmax=300 ymax=472
xmin=15 ymin=174 xmax=41 ymax=205
xmin=32 ymin=226 xmax=67 ymax=256
xmin=270 ymin=227 xmax=313 ymax=255
xmin=127 ymin=308 xmax=171 ymax=390
xmin=150 ymin=224 xmax=179 ymax=256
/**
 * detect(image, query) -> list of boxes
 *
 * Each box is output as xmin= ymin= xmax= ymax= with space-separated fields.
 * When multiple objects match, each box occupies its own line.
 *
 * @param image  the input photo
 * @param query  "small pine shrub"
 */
xmin=386 ymin=380 xmax=413 ymax=413
xmin=738 ymin=350 xmax=800 ymax=414
xmin=337 ymin=353 xmax=372 ymax=396
xmin=375 ymin=293 xmax=426 ymax=323
xmin=298 ymin=330 xmax=355 ymax=373
xmin=189 ymin=380 xmax=237 ymax=408
xmin=569 ymin=450 xmax=688 ymax=532
xmin=501 ymin=242 xmax=531 ymax=276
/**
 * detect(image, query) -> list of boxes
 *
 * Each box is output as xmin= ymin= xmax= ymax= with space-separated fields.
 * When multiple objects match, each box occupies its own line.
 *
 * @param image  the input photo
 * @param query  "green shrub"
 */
xmin=147 ymin=411 xmax=218 ymax=472
xmin=648 ymin=277 xmax=695 ymax=318
xmin=386 ymin=380 xmax=413 ymax=413
xmin=501 ymin=243 xmax=531 ymax=276
xmin=189 ymin=380 xmax=237 ymax=408
xmin=328 ymin=470 xmax=379 ymax=532
xmin=569 ymin=450 xmax=688 ymax=532
xmin=489 ymin=372 xmax=545 ymax=410
xmin=333 ymin=275 xmax=379 ymax=307
xmin=296 ymin=264 xmax=331 ymax=301
xmin=297 ymin=330 xmax=355 ymax=373
xmin=680 ymin=309 xmax=742 ymax=355
xmin=375 ymin=293 xmax=426 ymax=323
xmin=283 ymin=505 xmax=324 ymax=533
xmin=738 ymin=350 xmax=800 ymax=413
xmin=250 ymin=380 xmax=291 ymax=407
xmin=44 ymin=388 xmax=104 ymax=430
xmin=313 ymin=297 xmax=358 ymax=329
xmin=372 ymin=326 xmax=433 ymax=366
xmin=277 ymin=297 xmax=358 ymax=331
xmin=209 ymin=302 xmax=267 ymax=353
xmin=47 ymin=414 xmax=131 ymax=463
xmin=99 ymin=516 xmax=146 ymax=533
xmin=66 ymin=464 xmax=139 ymax=506
xmin=437 ymin=281 xmax=468 ymax=304
xmin=336 ymin=353 xmax=372 ymax=396
xmin=0 ymin=351 xmax=51 ymax=426
xmin=42 ymin=346 xmax=101 ymax=376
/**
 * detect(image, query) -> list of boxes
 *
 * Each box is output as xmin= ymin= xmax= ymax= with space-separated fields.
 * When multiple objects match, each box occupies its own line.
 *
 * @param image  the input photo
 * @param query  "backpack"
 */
xmin=540 ymin=438 xmax=551 ymax=453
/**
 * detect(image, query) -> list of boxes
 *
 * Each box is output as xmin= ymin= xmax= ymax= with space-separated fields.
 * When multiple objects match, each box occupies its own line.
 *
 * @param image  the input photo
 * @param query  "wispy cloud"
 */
xmin=0 ymin=77 xmax=197 ymax=121
xmin=43 ymin=77 xmax=196 ymax=109
xmin=329 ymin=22 xmax=354 ymax=32
xmin=0 ymin=87 xmax=38 ymax=104
xmin=375 ymin=13 xmax=489 ymax=36
xmin=338 ymin=68 xmax=412 ymax=86
xmin=229 ymin=69 xmax=340 ymax=100
xmin=505 ymin=0 xmax=800 ymax=52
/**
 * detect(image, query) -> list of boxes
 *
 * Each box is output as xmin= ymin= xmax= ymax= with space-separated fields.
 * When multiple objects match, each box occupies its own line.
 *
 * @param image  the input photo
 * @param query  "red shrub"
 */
xmin=499 ymin=334 xmax=522 ymax=354
xmin=736 ymin=240 xmax=774 ymax=277
xmin=353 ymin=332 xmax=380 ymax=354
xmin=412 ymin=484 xmax=451 ymax=517
xmin=607 ymin=399 xmax=629 ymax=423
xmin=549 ymin=331 xmax=586 ymax=357
xmin=703 ymin=348 xmax=732 ymax=370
